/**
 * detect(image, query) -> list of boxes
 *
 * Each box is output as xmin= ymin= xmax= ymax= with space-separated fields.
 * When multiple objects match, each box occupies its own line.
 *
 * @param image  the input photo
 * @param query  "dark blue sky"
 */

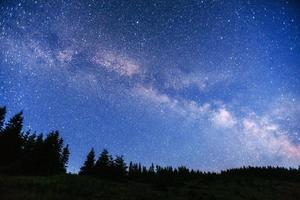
xmin=1 ymin=0 xmax=300 ymax=172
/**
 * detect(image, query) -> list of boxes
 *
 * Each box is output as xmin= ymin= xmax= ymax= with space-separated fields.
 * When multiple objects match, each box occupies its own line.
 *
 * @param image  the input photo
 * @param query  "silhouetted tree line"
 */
xmin=0 ymin=107 xmax=69 ymax=175
xmin=220 ymin=166 xmax=300 ymax=180
xmin=1 ymin=106 xmax=300 ymax=184
xmin=79 ymin=148 xmax=300 ymax=187
xmin=79 ymin=148 xmax=205 ymax=186
xmin=79 ymin=149 xmax=127 ymax=180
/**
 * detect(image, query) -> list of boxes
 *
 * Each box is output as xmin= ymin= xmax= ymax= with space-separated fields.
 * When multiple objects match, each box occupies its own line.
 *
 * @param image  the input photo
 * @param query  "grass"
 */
xmin=0 ymin=174 xmax=300 ymax=200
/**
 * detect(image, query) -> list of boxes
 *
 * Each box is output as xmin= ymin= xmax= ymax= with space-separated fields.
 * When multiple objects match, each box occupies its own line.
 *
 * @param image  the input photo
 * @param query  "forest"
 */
xmin=1 ymin=106 xmax=300 ymax=200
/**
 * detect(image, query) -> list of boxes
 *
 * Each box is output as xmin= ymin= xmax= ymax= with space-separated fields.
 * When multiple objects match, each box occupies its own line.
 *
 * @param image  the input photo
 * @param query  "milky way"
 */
xmin=1 ymin=0 xmax=300 ymax=172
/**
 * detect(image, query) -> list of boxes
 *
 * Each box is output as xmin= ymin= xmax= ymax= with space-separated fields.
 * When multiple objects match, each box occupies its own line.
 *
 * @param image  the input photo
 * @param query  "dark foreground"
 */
xmin=0 ymin=174 xmax=299 ymax=200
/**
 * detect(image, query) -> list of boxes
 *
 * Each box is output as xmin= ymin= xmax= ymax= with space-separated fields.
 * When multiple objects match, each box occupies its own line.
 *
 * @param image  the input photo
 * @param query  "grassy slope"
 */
xmin=0 ymin=175 xmax=300 ymax=200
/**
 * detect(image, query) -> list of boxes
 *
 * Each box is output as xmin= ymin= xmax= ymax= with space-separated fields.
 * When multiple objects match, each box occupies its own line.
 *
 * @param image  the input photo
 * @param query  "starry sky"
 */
xmin=1 ymin=0 xmax=300 ymax=172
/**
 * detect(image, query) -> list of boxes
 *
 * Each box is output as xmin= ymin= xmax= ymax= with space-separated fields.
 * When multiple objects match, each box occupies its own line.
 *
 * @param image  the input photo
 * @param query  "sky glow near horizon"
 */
xmin=0 ymin=0 xmax=300 ymax=172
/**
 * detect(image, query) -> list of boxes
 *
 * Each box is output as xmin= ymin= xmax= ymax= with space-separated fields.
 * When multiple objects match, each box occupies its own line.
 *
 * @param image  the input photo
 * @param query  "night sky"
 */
xmin=1 ymin=0 xmax=300 ymax=172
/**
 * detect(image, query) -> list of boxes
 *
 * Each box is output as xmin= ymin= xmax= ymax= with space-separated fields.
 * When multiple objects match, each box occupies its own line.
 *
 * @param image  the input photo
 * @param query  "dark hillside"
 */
xmin=0 ymin=173 xmax=300 ymax=200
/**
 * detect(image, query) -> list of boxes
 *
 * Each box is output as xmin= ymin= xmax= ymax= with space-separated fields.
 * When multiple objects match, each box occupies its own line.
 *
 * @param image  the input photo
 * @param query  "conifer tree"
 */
xmin=138 ymin=163 xmax=142 ymax=175
xmin=39 ymin=131 xmax=69 ymax=175
xmin=0 ymin=106 xmax=6 ymax=131
xmin=149 ymin=163 xmax=155 ymax=174
xmin=114 ymin=155 xmax=127 ymax=178
xmin=0 ymin=106 xmax=7 ymax=166
xmin=61 ymin=145 xmax=70 ymax=172
xmin=0 ymin=112 xmax=23 ymax=166
xmin=128 ymin=161 xmax=133 ymax=176
xmin=79 ymin=148 xmax=96 ymax=175
xmin=94 ymin=149 xmax=112 ymax=177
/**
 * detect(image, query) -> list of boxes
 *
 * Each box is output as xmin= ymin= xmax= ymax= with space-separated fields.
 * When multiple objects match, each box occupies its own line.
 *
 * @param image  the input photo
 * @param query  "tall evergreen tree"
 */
xmin=0 ymin=106 xmax=7 ymax=167
xmin=20 ymin=131 xmax=38 ymax=174
xmin=113 ymin=155 xmax=127 ymax=178
xmin=0 ymin=106 xmax=6 ymax=131
xmin=0 ymin=112 xmax=23 ymax=166
xmin=94 ymin=149 xmax=113 ymax=178
xmin=128 ymin=161 xmax=134 ymax=177
xmin=149 ymin=163 xmax=155 ymax=174
xmin=61 ymin=145 xmax=70 ymax=172
xmin=38 ymin=131 xmax=69 ymax=175
xmin=79 ymin=148 xmax=96 ymax=175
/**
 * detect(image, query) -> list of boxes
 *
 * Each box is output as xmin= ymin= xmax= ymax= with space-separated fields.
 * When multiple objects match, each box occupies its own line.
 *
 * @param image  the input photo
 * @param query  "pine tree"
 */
xmin=79 ymin=148 xmax=96 ymax=175
xmin=61 ymin=145 xmax=70 ymax=172
xmin=138 ymin=163 xmax=142 ymax=175
xmin=94 ymin=149 xmax=112 ymax=177
xmin=0 ymin=106 xmax=6 ymax=131
xmin=0 ymin=106 xmax=7 ymax=167
xmin=114 ymin=155 xmax=127 ymax=178
xmin=149 ymin=163 xmax=155 ymax=174
xmin=39 ymin=131 xmax=69 ymax=175
xmin=20 ymin=131 xmax=38 ymax=174
xmin=0 ymin=112 xmax=23 ymax=166
xmin=128 ymin=161 xmax=133 ymax=177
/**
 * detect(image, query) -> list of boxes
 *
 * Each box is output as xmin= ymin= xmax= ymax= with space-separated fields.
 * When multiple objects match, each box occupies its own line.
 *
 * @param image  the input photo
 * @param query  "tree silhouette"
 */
xmin=0 ymin=107 xmax=69 ymax=175
xmin=0 ymin=106 xmax=6 ymax=131
xmin=94 ymin=149 xmax=113 ymax=178
xmin=62 ymin=145 xmax=70 ymax=172
xmin=113 ymin=155 xmax=127 ymax=178
xmin=79 ymin=148 xmax=96 ymax=175
xmin=0 ymin=106 xmax=7 ymax=167
xmin=40 ymin=131 xmax=69 ymax=175
xmin=0 ymin=112 xmax=23 ymax=167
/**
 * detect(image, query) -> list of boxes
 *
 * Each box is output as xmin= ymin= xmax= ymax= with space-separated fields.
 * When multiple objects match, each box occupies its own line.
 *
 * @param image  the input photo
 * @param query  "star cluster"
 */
xmin=1 ymin=0 xmax=300 ymax=172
